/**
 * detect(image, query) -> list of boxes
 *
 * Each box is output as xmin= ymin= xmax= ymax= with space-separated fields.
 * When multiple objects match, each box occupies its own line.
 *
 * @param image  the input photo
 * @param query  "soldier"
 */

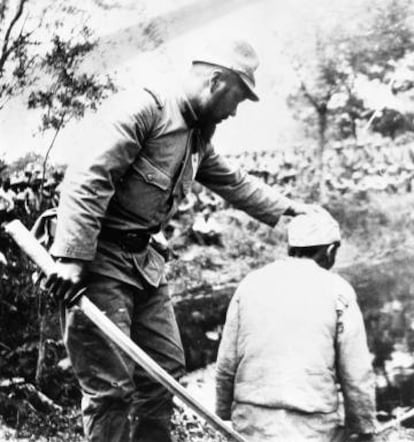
xmin=46 ymin=38 xmax=323 ymax=442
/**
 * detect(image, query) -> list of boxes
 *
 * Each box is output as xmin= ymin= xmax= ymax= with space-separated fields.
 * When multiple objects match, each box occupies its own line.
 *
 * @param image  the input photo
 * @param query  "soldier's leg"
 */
xmin=61 ymin=274 xmax=137 ymax=442
xmin=130 ymin=282 xmax=186 ymax=442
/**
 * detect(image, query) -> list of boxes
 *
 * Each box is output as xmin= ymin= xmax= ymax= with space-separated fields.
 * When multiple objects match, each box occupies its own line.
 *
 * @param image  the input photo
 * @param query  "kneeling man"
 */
xmin=216 ymin=211 xmax=376 ymax=441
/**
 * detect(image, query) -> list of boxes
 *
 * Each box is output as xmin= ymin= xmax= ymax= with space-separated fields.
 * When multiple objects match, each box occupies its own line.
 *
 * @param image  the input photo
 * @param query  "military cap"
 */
xmin=192 ymin=37 xmax=260 ymax=101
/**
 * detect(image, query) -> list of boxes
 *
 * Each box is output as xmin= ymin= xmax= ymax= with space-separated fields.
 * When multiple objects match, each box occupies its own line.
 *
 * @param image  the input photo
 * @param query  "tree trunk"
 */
xmin=39 ymin=120 xmax=63 ymax=211
xmin=317 ymin=106 xmax=328 ymax=203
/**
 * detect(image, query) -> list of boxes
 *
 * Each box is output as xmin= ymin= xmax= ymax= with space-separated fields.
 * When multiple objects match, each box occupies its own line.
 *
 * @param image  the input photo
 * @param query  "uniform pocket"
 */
xmin=131 ymin=155 xmax=170 ymax=190
xmin=113 ymin=155 xmax=172 ymax=224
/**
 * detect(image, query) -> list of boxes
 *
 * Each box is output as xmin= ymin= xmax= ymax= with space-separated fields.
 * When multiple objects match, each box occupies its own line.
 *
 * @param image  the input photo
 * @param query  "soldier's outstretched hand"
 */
xmin=285 ymin=201 xmax=328 ymax=217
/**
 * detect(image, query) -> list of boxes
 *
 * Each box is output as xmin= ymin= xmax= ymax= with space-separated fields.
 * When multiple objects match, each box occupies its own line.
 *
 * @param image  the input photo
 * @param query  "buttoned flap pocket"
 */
xmin=131 ymin=155 xmax=170 ymax=191
xmin=113 ymin=154 xmax=172 ymax=224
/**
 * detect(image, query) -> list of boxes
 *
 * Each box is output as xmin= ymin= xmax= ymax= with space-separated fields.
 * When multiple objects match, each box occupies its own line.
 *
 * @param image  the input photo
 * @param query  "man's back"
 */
xmin=216 ymin=256 xmax=376 ymax=441
xmin=232 ymin=257 xmax=349 ymax=413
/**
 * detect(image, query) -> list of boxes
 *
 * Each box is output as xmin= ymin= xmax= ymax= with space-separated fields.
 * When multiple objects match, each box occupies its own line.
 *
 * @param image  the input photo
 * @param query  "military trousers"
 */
xmin=61 ymin=273 xmax=186 ymax=442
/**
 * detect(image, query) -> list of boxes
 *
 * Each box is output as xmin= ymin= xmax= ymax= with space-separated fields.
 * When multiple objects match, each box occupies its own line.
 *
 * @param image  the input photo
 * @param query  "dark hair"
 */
xmin=288 ymin=241 xmax=341 ymax=258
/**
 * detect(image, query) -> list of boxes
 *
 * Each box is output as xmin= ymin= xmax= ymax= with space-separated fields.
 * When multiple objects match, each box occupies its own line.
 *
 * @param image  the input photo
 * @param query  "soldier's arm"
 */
xmin=196 ymin=144 xmax=309 ymax=226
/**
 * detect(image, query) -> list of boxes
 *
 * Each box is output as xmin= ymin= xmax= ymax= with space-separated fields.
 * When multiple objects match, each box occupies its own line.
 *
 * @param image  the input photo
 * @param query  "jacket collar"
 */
xmin=177 ymin=87 xmax=216 ymax=142
xmin=178 ymin=91 xmax=199 ymax=128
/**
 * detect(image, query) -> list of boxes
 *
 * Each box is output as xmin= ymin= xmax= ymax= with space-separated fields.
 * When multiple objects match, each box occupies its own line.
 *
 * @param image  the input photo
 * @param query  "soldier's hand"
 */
xmin=44 ymin=259 xmax=86 ymax=307
xmin=285 ymin=202 xmax=326 ymax=217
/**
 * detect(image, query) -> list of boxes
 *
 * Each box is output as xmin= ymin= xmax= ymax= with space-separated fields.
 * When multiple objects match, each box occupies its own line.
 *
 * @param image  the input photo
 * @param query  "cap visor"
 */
xmin=240 ymin=78 xmax=259 ymax=101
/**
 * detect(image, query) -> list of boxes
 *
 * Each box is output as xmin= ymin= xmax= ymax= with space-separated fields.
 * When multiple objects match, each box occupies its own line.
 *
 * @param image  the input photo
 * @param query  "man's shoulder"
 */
xmin=99 ymin=78 xmax=180 ymax=115
xmin=142 ymin=81 xmax=173 ymax=109
xmin=238 ymin=260 xmax=289 ymax=289
xmin=329 ymin=271 xmax=357 ymax=307
xmin=106 ymin=85 xmax=167 ymax=112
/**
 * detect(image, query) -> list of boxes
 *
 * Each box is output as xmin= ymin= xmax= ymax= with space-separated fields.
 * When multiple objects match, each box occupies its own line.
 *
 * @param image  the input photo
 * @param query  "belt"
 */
xmin=99 ymin=226 xmax=151 ymax=253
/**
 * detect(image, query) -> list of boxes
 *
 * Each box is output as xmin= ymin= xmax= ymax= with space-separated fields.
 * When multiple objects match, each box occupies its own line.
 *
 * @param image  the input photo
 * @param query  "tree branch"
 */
xmin=0 ymin=0 xmax=27 ymax=72
xmin=323 ymin=86 xmax=336 ymax=103
xmin=300 ymin=81 xmax=320 ymax=110
xmin=0 ymin=1 xmax=7 ymax=24
xmin=39 ymin=112 xmax=65 ymax=210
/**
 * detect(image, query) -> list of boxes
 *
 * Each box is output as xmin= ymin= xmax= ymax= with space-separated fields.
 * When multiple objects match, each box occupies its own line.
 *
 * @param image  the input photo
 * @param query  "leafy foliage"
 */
xmin=1 ymin=1 xmax=117 ymax=192
xmin=0 ymin=0 xmax=38 ymax=110
xmin=286 ymin=0 xmax=414 ymax=198
xmin=25 ymin=21 xmax=116 ymax=209
xmin=348 ymin=0 xmax=414 ymax=80
xmin=27 ymin=30 xmax=116 ymax=133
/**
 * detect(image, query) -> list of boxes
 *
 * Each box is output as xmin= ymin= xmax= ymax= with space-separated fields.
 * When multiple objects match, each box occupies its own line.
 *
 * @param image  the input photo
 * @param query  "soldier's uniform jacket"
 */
xmin=51 ymin=84 xmax=292 ymax=287
xmin=216 ymin=257 xmax=376 ymax=440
